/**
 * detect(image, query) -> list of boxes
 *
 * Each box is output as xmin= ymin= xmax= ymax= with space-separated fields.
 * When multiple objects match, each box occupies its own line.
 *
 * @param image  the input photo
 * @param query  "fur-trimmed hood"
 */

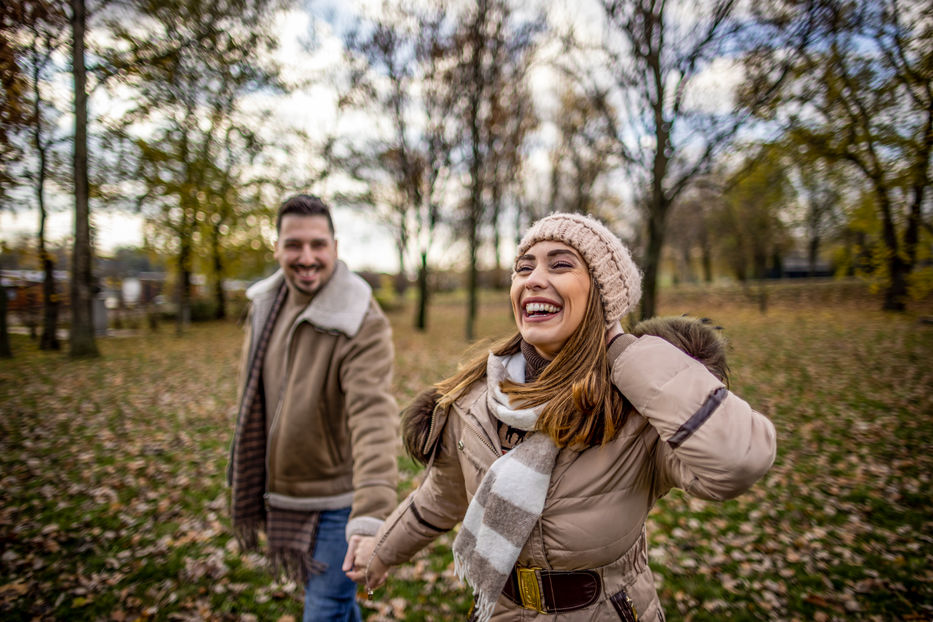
xmin=401 ymin=316 xmax=727 ymax=466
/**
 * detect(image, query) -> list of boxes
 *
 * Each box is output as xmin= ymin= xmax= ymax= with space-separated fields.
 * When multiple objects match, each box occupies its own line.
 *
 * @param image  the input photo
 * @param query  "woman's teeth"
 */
xmin=525 ymin=302 xmax=559 ymax=315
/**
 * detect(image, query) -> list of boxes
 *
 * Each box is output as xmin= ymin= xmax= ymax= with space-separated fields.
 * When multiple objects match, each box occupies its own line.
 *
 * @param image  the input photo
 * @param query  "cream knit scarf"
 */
xmin=453 ymin=352 xmax=560 ymax=622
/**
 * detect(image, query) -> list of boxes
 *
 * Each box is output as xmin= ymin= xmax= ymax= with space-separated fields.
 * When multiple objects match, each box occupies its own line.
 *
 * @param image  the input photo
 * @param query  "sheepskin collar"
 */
xmin=246 ymin=260 xmax=372 ymax=338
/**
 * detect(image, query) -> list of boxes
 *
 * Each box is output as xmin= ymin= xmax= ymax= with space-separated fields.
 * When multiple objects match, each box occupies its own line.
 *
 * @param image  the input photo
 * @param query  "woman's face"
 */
xmin=511 ymin=240 xmax=592 ymax=360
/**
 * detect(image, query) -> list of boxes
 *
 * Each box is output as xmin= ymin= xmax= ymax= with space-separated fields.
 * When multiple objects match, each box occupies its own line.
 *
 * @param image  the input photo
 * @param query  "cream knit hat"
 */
xmin=515 ymin=212 xmax=641 ymax=324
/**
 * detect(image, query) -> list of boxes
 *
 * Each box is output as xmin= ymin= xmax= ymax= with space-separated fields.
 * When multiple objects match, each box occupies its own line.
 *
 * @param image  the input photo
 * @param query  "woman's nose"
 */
xmin=524 ymin=265 xmax=547 ymax=289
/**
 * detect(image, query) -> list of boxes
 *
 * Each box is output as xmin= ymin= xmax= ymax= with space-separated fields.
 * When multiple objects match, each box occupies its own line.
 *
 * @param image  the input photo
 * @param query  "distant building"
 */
xmin=777 ymin=256 xmax=834 ymax=279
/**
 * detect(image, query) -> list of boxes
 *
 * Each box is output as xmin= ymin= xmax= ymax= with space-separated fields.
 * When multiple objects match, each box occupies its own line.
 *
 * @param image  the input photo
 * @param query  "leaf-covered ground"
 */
xmin=1 ymin=282 xmax=931 ymax=621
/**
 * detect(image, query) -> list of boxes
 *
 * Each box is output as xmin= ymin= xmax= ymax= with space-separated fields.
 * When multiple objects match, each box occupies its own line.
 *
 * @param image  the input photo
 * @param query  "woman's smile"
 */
xmin=521 ymin=297 xmax=563 ymax=321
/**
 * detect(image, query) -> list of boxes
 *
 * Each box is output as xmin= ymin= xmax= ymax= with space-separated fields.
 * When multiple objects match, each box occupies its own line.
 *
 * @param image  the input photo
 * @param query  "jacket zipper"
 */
xmin=424 ymin=404 xmax=440 ymax=455
xmin=463 ymin=417 xmax=500 ymax=458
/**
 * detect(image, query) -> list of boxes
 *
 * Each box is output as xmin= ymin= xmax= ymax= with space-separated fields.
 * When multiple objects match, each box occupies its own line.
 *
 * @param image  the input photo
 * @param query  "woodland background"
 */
xmin=1 ymin=0 xmax=932 ymax=619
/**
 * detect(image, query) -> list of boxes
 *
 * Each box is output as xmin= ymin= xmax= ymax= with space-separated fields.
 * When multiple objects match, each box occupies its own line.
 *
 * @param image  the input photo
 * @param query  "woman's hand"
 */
xmin=605 ymin=320 xmax=624 ymax=346
xmin=342 ymin=535 xmax=389 ymax=591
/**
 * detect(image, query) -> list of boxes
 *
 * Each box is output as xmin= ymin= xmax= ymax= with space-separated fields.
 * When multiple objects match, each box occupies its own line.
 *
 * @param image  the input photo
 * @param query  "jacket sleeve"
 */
xmin=610 ymin=335 xmax=777 ymax=502
xmin=372 ymin=411 xmax=469 ymax=567
xmin=341 ymin=303 xmax=401 ymax=538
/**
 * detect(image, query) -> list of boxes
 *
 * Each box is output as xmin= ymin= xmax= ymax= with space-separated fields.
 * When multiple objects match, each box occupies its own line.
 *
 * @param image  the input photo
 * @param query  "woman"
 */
xmin=344 ymin=213 xmax=776 ymax=621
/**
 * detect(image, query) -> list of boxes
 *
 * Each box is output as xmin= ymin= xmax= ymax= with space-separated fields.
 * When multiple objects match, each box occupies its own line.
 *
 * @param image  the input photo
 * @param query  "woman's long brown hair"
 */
xmin=435 ymin=278 xmax=627 ymax=449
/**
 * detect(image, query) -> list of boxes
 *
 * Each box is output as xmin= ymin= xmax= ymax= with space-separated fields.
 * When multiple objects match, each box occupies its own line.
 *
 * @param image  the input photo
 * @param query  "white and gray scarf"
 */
xmin=452 ymin=352 xmax=560 ymax=622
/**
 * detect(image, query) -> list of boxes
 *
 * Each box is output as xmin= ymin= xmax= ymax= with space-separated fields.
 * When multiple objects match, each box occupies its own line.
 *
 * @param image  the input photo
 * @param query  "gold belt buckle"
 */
xmin=516 ymin=567 xmax=546 ymax=613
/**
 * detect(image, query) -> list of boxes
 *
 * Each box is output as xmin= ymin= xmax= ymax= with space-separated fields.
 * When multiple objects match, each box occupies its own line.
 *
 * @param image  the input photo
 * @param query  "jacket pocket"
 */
xmin=609 ymin=588 xmax=638 ymax=622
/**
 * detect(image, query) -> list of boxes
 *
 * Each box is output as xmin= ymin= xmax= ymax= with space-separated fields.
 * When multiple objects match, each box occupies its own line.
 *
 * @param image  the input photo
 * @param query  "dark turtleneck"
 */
xmin=521 ymin=339 xmax=551 ymax=382
xmin=497 ymin=340 xmax=552 ymax=452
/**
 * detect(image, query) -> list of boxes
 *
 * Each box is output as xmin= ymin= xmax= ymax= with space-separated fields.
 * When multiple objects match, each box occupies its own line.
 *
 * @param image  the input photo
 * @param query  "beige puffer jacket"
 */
xmin=373 ymin=333 xmax=776 ymax=621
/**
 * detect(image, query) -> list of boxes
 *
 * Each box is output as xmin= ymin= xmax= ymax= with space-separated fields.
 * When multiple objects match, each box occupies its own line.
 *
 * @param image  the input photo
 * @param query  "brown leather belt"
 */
xmin=501 ymin=566 xmax=602 ymax=613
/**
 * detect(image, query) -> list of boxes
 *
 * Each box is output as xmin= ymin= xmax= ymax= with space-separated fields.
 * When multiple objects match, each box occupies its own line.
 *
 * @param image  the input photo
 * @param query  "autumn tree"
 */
xmin=69 ymin=0 xmax=98 ymax=357
xmin=546 ymin=84 xmax=623 ymax=220
xmin=480 ymin=15 xmax=539 ymax=286
xmin=665 ymin=182 xmax=718 ymax=284
xmin=199 ymin=129 xmax=261 ymax=320
xmin=0 ymin=0 xmax=45 ymax=357
xmin=742 ymin=0 xmax=932 ymax=310
xmin=713 ymin=145 xmax=794 ymax=311
xmin=452 ymin=0 xmax=541 ymax=340
xmin=341 ymin=0 xmax=539 ymax=337
xmin=785 ymin=144 xmax=847 ymax=277
xmin=17 ymin=2 xmax=69 ymax=350
xmin=340 ymin=2 xmax=457 ymax=330
xmin=564 ymin=0 xmax=795 ymax=319
xmin=102 ymin=0 xmax=288 ymax=333
xmin=0 ymin=0 xmax=43 ymax=200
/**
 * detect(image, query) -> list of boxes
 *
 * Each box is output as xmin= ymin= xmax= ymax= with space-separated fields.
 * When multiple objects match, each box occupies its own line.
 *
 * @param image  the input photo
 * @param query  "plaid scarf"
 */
xmin=453 ymin=353 xmax=559 ymax=622
xmin=230 ymin=283 xmax=325 ymax=582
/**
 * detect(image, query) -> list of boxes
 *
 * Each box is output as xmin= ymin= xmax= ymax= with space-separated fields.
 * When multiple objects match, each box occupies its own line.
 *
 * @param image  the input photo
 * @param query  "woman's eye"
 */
xmin=515 ymin=265 xmax=532 ymax=273
xmin=552 ymin=261 xmax=573 ymax=269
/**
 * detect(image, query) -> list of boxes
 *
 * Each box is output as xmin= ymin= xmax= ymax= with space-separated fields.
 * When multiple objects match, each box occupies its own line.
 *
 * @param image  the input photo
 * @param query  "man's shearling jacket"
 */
xmin=232 ymin=260 xmax=399 ymax=539
xmin=373 ymin=334 xmax=776 ymax=621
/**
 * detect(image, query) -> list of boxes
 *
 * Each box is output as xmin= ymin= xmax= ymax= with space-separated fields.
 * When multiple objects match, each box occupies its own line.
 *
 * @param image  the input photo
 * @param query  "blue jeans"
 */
xmin=303 ymin=507 xmax=362 ymax=622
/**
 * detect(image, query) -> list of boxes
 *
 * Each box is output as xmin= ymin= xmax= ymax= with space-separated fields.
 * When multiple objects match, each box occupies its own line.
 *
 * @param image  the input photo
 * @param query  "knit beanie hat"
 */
xmin=515 ymin=212 xmax=641 ymax=324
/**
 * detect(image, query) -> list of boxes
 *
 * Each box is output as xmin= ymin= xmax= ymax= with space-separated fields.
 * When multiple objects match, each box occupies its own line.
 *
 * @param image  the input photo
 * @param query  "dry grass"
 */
xmin=1 ymin=280 xmax=930 ymax=621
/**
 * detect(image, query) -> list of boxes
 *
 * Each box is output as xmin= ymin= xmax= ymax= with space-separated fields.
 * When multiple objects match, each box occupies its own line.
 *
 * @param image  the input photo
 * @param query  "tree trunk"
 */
xmin=33 ymin=47 xmax=60 ymax=351
xmin=883 ymin=256 xmax=909 ymax=312
xmin=641 ymin=53 xmax=671 ymax=321
xmin=464 ymin=1 xmax=486 ymax=343
xmin=176 ymin=242 xmax=191 ymax=335
xmin=0 ymin=283 xmax=12 ymax=358
xmin=467 ymin=210 xmax=480 ymax=342
xmin=640 ymin=205 xmax=665 ymax=320
xmin=678 ymin=244 xmax=693 ymax=284
xmin=756 ymin=282 xmax=768 ymax=314
xmin=212 ymin=227 xmax=226 ymax=320
xmin=213 ymin=277 xmax=225 ymax=321
xmin=37 ymin=176 xmax=60 ymax=350
xmin=808 ymin=235 xmax=820 ymax=277
xmin=395 ymin=240 xmax=407 ymax=296
xmin=415 ymin=250 xmax=429 ymax=331
xmin=491 ymin=180 xmax=503 ymax=288
xmin=699 ymin=225 xmax=713 ymax=284
xmin=68 ymin=0 xmax=98 ymax=358
xmin=40 ymin=254 xmax=60 ymax=350
xmin=514 ymin=197 xmax=525 ymax=247
xmin=875 ymin=189 xmax=908 ymax=312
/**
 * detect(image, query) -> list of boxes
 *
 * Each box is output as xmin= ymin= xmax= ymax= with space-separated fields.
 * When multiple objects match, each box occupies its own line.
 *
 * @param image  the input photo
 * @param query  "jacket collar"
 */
xmin=247 ymin=260 xmax=372 ymax=338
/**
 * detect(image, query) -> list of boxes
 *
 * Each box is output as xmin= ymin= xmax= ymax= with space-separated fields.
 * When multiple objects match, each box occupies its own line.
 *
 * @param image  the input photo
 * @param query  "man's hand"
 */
xmin=342 ymin=535 xmax=389 ymax=591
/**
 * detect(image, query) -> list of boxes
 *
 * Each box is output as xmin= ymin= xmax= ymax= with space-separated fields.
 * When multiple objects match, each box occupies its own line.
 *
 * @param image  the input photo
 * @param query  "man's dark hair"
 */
xmin=276 ymin=194 xmax=335 ymax=234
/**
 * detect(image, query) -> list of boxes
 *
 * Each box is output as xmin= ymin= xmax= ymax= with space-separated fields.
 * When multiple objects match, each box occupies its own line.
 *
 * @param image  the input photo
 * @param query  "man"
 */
xmin=228 ymin=194 xmax=399 ymax=621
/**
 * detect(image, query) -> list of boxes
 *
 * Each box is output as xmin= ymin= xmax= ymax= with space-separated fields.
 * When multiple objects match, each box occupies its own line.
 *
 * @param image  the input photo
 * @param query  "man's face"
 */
xmin=273 ymin=214 xmax=338 ymax=297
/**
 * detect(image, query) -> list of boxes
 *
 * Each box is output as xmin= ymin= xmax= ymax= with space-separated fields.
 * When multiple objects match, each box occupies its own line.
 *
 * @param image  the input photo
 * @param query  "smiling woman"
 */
xmin=344 ymin=212 xmax=777 ymax=622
